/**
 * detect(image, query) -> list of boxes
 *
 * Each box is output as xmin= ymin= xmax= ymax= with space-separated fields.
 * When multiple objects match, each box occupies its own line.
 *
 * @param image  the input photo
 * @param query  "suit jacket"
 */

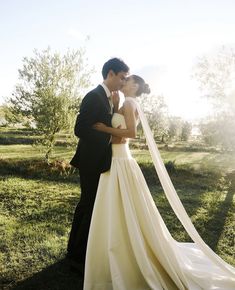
xmin=70 ymin=85 xmax=112 ymax=173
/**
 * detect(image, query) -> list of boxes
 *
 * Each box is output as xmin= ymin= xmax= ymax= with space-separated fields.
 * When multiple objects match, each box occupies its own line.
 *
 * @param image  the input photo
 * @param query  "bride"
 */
xmin=83 ymin=75 xmax=235 ymax=290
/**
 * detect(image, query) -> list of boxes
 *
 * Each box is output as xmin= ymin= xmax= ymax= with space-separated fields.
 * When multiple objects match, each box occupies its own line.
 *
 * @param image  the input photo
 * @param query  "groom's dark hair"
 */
xmin=102 ymin=58 xmax=129 ymax=79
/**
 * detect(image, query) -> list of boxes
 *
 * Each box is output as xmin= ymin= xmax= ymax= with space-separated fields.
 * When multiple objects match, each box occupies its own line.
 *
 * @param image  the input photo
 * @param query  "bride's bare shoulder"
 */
xmin=122 ymin=98 xmax=138 ymax=120
xmin=123 ymin=97 xmax=137 ymax=109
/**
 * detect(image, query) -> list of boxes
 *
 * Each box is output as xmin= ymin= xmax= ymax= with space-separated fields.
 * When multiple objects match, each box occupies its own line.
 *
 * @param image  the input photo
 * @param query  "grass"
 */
xmin=0 ymin=144 xmax=74 ymax=161
xmin=132 ymin=148 xmax=235 ymax=172
xmin=2 ymin=144 xmax=235 ymax=173
xmin=0 ymin=177 xmax=82 ymax=290
xmin=0 ymin=132 xmax=235 ymax=290
xmin=0 ymin=170 xmax=234 ymax=290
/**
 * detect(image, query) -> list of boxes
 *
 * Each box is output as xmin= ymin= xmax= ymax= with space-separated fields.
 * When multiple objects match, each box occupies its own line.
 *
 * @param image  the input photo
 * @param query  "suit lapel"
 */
xmin=96 ymin=85 xmax=113 ymax=114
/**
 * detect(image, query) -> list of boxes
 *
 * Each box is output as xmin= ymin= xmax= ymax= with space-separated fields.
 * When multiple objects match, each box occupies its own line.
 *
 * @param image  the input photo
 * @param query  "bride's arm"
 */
xmin=93 ymin=101 xmax=137 ymax=138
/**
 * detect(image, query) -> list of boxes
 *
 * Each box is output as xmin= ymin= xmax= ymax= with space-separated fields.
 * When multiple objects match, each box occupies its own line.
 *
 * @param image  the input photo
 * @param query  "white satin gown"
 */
xmin=84 ymin=112 xmax=235 ymax=290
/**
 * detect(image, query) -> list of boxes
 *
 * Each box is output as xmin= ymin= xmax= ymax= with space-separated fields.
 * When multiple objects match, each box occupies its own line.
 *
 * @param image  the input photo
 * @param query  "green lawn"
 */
xmin=0 ymin=177 xmax=83 ymax=290
xmin=133 ymin=148 xmax=235 ymax=172
xmin=2 ymin=144 xmax=235 ymax=173
xmin=0 ymin=141 xmax=235 ymax=290
xmin=0 ymin=144 xmax=74 ymax=160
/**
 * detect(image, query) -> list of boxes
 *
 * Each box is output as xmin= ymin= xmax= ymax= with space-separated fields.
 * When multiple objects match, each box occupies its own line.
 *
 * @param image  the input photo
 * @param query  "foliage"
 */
xmin=1 ymin=104 xmax=27 ymax=127
xmin=199 ymin=115 xmax=235 ymax=151
xmin=0 ymin=105 xmax=7 ymax=126
xmin=7 ymin=47 xmax=93 ymax=160
xmin=194 ymin=45 xmax=235 ymax=150
xmin=167 ymin=117 xmax=193 ymax=142
xmin=167 ymin=116 xmax=181 ymax=140
xmin=138 ymin=94 xmax=169 ymax=142
xmin=194 ymin=46 xmax=235 ymax=110
xmin=181 ymin=121 xmax=192 ymax=141
xmin=137 ymin=94 xmax=193 ymax=143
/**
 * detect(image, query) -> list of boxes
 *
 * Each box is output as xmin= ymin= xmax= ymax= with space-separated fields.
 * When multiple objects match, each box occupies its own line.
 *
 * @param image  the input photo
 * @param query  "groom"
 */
xmin=67 ymin=57 xmax=129 ymax=275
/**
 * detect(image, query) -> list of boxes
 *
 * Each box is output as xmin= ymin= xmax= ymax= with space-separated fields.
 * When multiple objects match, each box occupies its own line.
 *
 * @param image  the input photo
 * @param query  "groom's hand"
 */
xmin=111 ymin=135 xmax=126 ymax=144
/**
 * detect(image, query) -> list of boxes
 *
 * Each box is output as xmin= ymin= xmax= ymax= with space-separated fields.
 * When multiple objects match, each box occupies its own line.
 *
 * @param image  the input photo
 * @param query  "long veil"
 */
xmin=135 ymin=99 xmax=235 ymax=277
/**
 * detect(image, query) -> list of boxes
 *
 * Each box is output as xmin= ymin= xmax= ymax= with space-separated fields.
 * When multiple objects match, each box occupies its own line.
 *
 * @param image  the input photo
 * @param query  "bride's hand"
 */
xmin=112 ymin=91 xmax=120 ymax=103
xmin=112 ymin=91 xmax=120 ymax=110
xmin=93 ymin=122 xmax=107 ymax=132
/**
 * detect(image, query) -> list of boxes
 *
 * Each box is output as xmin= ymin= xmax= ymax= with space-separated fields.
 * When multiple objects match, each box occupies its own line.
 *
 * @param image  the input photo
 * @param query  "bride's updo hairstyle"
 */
xmin=132 ymin=75 xmax=151 ymax=96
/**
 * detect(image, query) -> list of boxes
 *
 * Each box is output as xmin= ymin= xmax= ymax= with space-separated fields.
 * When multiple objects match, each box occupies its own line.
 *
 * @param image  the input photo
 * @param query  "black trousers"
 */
xmin=67 ymin=170 xmax=100 ymax=266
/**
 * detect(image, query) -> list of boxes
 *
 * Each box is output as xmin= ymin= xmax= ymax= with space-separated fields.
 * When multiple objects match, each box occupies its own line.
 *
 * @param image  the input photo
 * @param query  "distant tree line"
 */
xmin=138 ymin=94 xmax=192 ymax=143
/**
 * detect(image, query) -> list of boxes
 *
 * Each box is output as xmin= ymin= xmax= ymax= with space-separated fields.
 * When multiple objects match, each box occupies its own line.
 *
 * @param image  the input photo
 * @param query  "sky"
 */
xmin=1 ymin=0 xmax=235 ymax=121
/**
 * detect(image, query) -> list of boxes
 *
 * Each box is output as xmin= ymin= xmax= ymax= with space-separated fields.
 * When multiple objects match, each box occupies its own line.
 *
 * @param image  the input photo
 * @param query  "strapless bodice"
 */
xmin=111 ymin=113 xmax=132 ymax=159
xmin=111 ymin=113 xmax=127 ymax=129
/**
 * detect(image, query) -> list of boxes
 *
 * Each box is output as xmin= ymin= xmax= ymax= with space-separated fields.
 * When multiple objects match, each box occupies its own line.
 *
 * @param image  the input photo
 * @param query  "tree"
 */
xmin=193 ymin=46 xmax=235 ymax=150
xmin=8 ymin=47 xmax=93 ymax=160
xmin=194 ymin=46 xmax=235 ymax=111
xmin=181 ymin=121 xmax=192 ymax=141
xmin=167 ymin=117 xmax=183 ymax=141
xmin=199 ymin=115 xmax=235 ymax=150
xmin=138 ymin=94 xmax=169 ymax=142
xmin=2 ymin=104 xmax=29 ymax=127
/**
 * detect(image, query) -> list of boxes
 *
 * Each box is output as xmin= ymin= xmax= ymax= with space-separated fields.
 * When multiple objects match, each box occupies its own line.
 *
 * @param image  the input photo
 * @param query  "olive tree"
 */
xmin=138 ymin=94 xmax=169 ymax=142
xmin=194 ymin=46 xmax=235 ymax=150
xmin=9 ymin=47 xmax=93 ymax=160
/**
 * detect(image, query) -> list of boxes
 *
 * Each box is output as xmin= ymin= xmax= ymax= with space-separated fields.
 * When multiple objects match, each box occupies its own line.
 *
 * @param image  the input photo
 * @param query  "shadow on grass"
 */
xmin=0 ymin=158 xmax=79 ymax=184
xmin=8 ymin=259 xmax=83 ymax=290
xmin=202 ymin=171 xmax=235 ymax=251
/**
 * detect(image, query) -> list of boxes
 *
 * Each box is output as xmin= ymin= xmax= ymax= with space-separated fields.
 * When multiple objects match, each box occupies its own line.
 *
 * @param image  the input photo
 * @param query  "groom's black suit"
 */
xmin=67 ymin=85 xmax=112 ymax=268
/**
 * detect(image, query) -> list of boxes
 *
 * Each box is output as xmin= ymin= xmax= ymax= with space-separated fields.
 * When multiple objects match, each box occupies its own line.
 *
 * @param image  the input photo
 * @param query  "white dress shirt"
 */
xmin=100 ymin=83 xmax=111 ymax=98
xmin=100 ymin=83 xmax=113 ymax=110
xmin=100 ymin=83 xmax=113 ymax=143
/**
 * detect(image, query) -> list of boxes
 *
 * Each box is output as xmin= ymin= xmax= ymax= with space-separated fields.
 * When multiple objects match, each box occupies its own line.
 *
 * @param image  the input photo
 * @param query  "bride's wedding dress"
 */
xmin=84 ymin=99 xmax=235 ymax=290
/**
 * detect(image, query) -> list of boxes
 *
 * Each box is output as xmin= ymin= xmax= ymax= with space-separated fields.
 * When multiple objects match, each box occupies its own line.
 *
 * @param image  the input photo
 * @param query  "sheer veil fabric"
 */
xmin=84 ymin=97 xmax=235 ymax=290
